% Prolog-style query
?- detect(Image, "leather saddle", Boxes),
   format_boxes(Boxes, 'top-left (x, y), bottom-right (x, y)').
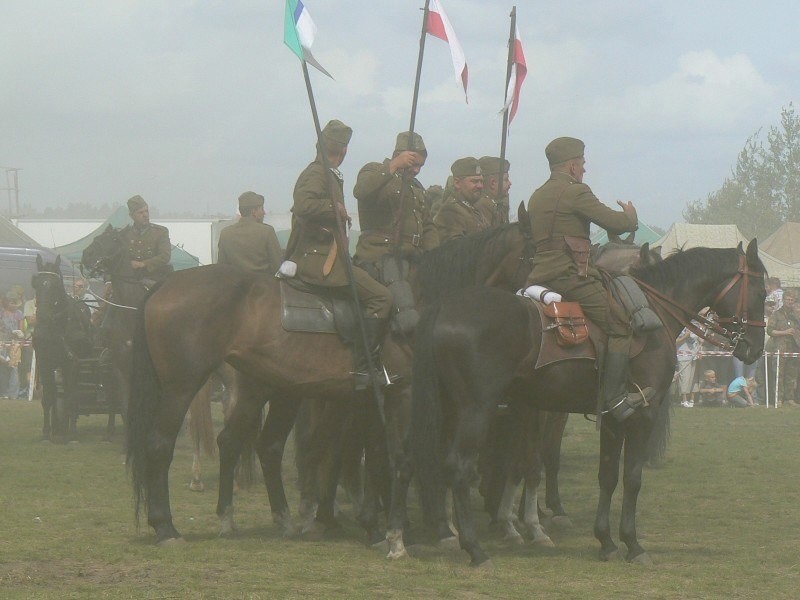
top-left (529, 300), bottom-right (646, 370)
top-left (280, 279), bottom-right (359, 344)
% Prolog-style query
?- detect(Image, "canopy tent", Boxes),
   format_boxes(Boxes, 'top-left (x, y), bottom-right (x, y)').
top-left (52, 206), bottom-right (200, 271)
top-left (591, 220), bottom-right (663, 247)
top-left (760, 222), bottom-right (800, 266)
top-left (655, 222), bottom-right (800, 287)
top-left (0, 215), bottom-right (43, 248)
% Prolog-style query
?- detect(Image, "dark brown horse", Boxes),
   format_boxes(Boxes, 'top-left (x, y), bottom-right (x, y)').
top-left (398, 241), bottom-right (766, 566)
top-left (126, 207), bottom-right (534, 544)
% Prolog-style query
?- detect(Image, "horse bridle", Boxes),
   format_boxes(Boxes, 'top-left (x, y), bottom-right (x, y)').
top-left (634, 253), bottom-right (766, 351)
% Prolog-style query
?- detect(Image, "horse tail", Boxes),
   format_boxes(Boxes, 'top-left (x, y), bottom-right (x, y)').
top-left (647, 380), bottom-right (674, 468)
top-left (127, 294), bottom-right (161, 529)
top-left (411, 303), bottom-right (446, 531)
top-left (189, 382), bottom-right (215, 458)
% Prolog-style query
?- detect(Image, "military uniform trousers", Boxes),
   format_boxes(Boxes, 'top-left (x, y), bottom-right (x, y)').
top-left (349, 265), bottom-right (393, 320)
top-left (541, 272), bottom-right (631, 354)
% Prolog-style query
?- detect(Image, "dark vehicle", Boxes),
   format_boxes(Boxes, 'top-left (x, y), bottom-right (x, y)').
top-left (0, 245), bottom-right (79, 298)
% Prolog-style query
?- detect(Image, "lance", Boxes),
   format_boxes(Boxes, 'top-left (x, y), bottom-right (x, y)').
top-left (299, 60), bottom-right (387, 423)
top-left (497, 6), bottom-right (517, 218)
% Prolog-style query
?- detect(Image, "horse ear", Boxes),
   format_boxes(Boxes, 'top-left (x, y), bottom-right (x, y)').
top-left (746, 238), bottom-right (759, 265)
top-left (55, 255), bottom-right (61, 270)
top-left (517, 202), bottom-right (527, 224)
top-left (36, 254), bottom-right (43, 270)
top-left (105, 224), bottom-right (113, 233)
top-left (736, 241), bottom-right (744, 254)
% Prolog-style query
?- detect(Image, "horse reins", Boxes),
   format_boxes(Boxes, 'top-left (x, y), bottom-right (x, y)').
top-left (633, 254), bottom-right (766, 351)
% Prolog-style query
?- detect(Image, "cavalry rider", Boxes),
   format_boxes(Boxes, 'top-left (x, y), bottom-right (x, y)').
top-left (217, 191), bottom-right (283, 276)
top-left (525, 137), bottom-right (654, 422)
top-left (120, 195), bottom-right (172, 283)
top-left (285, 119), bottom-right (393, 391)
top-left (476, 155), bottom-right (512, 227)
top-left (434, 157), bottom-right (491, 244)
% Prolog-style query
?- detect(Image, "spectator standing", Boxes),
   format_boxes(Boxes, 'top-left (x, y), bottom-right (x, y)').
top-left (766, 288), bottom-right (800, 406)
top-left (1, 291), bottom-right (24, 399)
top-left (676, 327), bottom-right (700, 407)
top-left (73, 279), bottom-right (99, 316)
top-left (766, 277), bottom-right (783, 311)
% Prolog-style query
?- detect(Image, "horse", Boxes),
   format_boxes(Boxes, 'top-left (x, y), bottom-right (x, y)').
top-left (31, 255), bottom-right (94, 442)
top-left (399, 240), bottom-right (765, 566)
top-left (478, 241), bottom-right (666, 546)
top-left (126, 205), bottom-right (536, 545)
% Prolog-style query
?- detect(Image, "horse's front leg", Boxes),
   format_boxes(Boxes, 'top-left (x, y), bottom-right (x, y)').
top-left (619, 417), bottom-right (654, 564)
top-left (594, 418), bottom-right (624, 561)
top-left (543, 412), bottom-right (571, 527)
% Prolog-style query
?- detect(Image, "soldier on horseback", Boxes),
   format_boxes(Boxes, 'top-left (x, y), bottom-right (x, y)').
top-left (525, 137), bottom-right (654, 422)
top-left (120, 195), bottom-right (172, 283)
top-left (285, 119), bottom-right (393, 391)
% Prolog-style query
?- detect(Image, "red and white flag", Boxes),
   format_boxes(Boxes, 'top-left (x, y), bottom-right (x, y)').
top-left (426, 0), bottom-right (468, 101)
top-left (502, 24), bottom-right (527, 123)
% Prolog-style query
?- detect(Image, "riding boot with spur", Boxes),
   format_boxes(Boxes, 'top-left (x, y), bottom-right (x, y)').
top-left (354, 316), bottom-right (394, 392)
top-left (602, 351), bottom-right (655, 422)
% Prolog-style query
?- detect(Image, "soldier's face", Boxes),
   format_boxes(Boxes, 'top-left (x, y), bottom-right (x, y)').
top-left (131, 206), bottom-right (150, 226)
top-left (455, 175), bottom-right (483, 203)
top-left (330, 145), bottom-right (347, 168)
top-left (408, 152), bottom-right (426, 177)
top-left (488, 174), bottom-right (511, 195)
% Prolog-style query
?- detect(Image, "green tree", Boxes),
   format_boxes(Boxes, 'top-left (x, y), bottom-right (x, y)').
top-left (683, 103), bottom-right (800, 239)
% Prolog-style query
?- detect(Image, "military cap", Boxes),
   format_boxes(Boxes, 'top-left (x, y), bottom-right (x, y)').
top-left (451, 157), bottom-right (481, 178)
top-left (478, 156), bottom-right (510, 175)
top-left (127, 195), bottom-right (148, 214)
top-left (321, 119), bottom-right (353, 145)
top-left (545, 137), bottom-right (585, 167)
top-left (238, 191), bottom-right (264, 212)
top-left (394, 131), bottom-right (427, 156)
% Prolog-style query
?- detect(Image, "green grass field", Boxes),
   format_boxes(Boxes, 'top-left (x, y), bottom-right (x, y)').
top-left (1, 398), bottom-right (798, 599)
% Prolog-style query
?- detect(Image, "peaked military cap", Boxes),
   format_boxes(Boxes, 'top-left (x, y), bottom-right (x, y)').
top-left (545, 137), bottom-right (585, 167)
top-left (321, 119), bottom-right (353, 145)
top-left (238, 191), bottom-right (264, 212)
top-left (126, 195), bottom-right (148, 214)
top-left (451, 157), bottom-right (481, 178)
top-left (394, 131), bottom-right (427, 156)
top-left (478, 156), bottom-right (510, 175)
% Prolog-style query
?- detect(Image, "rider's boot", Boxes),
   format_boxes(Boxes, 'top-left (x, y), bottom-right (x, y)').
top-left (354, 317), bottom-right (394, 391)
top-left (602, 351), bottom-right (655, 422)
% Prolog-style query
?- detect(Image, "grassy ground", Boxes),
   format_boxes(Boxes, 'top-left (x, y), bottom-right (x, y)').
top-left (0, 398), bottom-right (798, 599)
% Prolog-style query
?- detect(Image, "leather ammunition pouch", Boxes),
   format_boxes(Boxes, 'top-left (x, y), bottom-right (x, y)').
top-left (564, 236), bottom-right (590, 278)
top-left (543, 301), bottom-right (589, 347)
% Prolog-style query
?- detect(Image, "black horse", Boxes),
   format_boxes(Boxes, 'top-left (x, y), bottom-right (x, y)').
top-left (32, 255), bottom-right (94, 442)
top-left (394, 241), bottom-right (766, 566)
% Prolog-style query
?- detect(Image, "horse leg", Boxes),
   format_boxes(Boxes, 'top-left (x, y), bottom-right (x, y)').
top-left (619, 419), bottom-right (654, 564)
top-left (594, 418), bottom-right (625, 561)
top-left (40, 367), bottom-right (55, 441)
top-left (216, 377), bottom-right (271, 537)
top-left (542, 412), bottom-right (571, 527)
top-left (496, 478), bottom-right (524, 544)
top-left (358, 392), bottom-right (393, 547)
top-left (309, 400), bottom-right (352, 536)
top-left (188, 381), bottom-right (214, 492)
top-left (254, 395), bottom-right (300, 537)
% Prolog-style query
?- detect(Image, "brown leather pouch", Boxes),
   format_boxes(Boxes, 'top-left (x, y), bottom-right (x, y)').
top-left (564, 235), bottom-right (590, 277)
top-left (543, 301), bottom-right (589, 346)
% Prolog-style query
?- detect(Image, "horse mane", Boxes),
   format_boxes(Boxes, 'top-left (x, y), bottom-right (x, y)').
top-left (416, 223), bottom-right (520, 303)
top-left (630, 246), bottom-right (764, 289)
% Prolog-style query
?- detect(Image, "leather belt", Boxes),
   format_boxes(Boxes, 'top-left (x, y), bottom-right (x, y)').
top-left (361, 230), bottom-right (421, 247)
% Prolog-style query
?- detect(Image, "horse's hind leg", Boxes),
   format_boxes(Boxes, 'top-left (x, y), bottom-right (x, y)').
top-left (619, 420), bottom-right (653, 564)
top-left (594, 418), bottom-right (625, 561)
top-left (542, 412), bottom-right (571, 527)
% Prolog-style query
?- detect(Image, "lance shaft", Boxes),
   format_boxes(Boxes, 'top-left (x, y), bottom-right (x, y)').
top-left (498, 6), bottom-right (516, 206)
top-left (301, 61), bottom-right (386, 422)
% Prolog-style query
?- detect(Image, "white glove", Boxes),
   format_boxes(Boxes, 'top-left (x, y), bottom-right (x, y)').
top-left (276, 260), bottom-right (297, 278)
top-left (522, 285), bottom-right (562, 305)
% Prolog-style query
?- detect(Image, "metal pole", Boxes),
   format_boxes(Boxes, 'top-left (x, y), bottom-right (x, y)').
top-left (300, 61), bottom-right (386, 422)
top-left (408, 0), bottom-right (432, 136)
top-left (498, 6), bottom-right (516, 209)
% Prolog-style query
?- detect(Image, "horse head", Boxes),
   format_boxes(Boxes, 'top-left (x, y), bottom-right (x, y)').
top-left (32, 254), bottom-right (67, 313)
top-left (82, 224), bottom-right (125, 278)
top-left (708, 239), bottom-right (766, 365)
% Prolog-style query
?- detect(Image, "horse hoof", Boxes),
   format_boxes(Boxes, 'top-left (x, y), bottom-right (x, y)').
top-left (599, 548), bottom-right (623, 562)
top-left (503, 532), bottom-right (525, 546)
top-left (471, 558), bottom-right (494, 570)
top-left (629, 552), bottom-right (654, 567)
top-left (189, 479), bottom-right (205, 493)
top-left (531, 536), bottom-right (555, 548)
top-left (157, 537), bottom-right (186, 547)
top-left (386, 547), bottom-right (408, 560)
top-left (549, 515), bottom-right (573, 529)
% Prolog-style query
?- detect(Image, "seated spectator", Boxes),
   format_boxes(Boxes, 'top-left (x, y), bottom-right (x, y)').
top-left (696, 369), bottom-right (726, 407)
top-left (727, 376), bottom-right (758, 408)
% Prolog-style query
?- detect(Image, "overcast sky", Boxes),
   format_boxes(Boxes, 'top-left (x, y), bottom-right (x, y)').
top-left (2, 1), bottom-right (800, 229)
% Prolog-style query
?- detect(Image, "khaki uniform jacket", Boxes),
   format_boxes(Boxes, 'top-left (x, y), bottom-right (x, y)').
top-left (285, 160), bottom-right (349, 287)
top-left (218, 217), bottom-right (282, 275)
top-left (119, 223), bottom-right (171, 280)
top-left (527, 172), bottom-right (637, 283)
top-left (766, 306), bottom-right (800, 352)
top-left (476, 193), bottom-right (509, 228)
top-left (353, 159), bottom-right (439, 264)
top-left (434, 194), bottom-right (491, 244)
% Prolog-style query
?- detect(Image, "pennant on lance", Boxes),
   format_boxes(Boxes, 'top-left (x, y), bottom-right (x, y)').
top-left (283, 0), bottom-right (333, 78)
top-left (426, 0), bottom-right (469, 101)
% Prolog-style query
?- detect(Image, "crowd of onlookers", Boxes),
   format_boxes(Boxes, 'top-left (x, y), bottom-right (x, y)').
top-left (675, 277), bottom-right (800, 408)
